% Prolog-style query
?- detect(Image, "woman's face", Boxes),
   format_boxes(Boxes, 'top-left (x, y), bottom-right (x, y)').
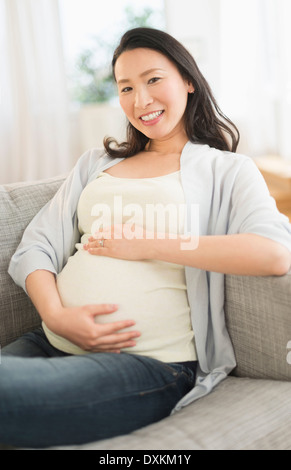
top-left (114, 48), bottom-right (194, 143)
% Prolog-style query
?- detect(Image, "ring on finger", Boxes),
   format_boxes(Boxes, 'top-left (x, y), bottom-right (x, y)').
top-left (98, 239), bottom-right (105, 248)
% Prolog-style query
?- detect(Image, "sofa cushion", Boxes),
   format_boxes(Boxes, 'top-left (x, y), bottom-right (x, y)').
top-left (0, 176), bottom-right (65, 348)
top-left (225, 273), bottom-right (291, 381)
top-left (55, 376), bottom-right (291, 450)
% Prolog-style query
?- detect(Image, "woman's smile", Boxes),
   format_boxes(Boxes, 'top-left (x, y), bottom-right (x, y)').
top-left (139, 110), bottom-right (165, 125)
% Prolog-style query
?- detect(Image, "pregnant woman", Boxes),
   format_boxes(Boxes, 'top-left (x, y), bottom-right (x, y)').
top-left (1, 28), bottom-right (291, 448)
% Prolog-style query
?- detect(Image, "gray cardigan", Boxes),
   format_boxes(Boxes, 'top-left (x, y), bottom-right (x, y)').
top-left (9, 142), bottom-right (291, 411)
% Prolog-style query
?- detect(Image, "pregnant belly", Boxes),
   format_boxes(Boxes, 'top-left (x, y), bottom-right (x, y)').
top-left (52, 248), bottom-right (195, 360)
top-left (58, 248), bottom-right (187, 316)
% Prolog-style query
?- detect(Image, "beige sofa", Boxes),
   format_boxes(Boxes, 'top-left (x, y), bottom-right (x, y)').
top-left (0, 176), bottom-right (291, 450)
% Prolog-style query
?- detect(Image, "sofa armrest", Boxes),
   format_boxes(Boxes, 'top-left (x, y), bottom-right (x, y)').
top-left (225, 271), bottom-right (291, 381)
top-left (0, 176), bottom-right (65, 348)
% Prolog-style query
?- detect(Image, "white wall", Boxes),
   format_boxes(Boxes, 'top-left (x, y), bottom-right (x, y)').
top-left (165, 0), bottom-right (222, 98)
top-left (78, 103), bottom-right (126, 153)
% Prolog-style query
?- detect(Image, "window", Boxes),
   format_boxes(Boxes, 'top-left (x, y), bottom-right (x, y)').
top-left (219, 0), bottom-right (291, 158)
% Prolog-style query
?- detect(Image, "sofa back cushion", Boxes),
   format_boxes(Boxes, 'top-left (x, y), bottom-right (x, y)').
top-left (225, 272), bottom-right (291, 381)
top-left (0, 177), bottom-right (65, 348)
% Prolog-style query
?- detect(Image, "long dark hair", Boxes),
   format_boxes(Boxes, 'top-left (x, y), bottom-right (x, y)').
top-left (104, 27), bottom-right (240, 157)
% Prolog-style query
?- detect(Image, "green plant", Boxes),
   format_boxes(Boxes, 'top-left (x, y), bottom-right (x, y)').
top-left (72, 6), bottom-right (159, 104)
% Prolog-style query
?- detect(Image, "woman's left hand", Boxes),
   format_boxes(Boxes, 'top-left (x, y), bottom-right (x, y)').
top-left (83, 224), bottom-right (153, 261)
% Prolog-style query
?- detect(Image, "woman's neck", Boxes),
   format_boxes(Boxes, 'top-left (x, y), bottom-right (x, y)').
top-left (146, 131), bottom-right (188, 157)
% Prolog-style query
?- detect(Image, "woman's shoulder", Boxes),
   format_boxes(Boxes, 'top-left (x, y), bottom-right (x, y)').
top-left (74, 147), bottom-right (118, 179)
top-left (76, 147), bottom-right (108, 168)
top-left (184, 142), bottom-right (252, 172)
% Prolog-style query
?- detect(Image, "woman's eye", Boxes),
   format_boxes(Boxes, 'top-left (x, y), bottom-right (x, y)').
top-left (148, 77), bottom-right (161, 85)
top-left (121, 87), bottom-right (132, 93)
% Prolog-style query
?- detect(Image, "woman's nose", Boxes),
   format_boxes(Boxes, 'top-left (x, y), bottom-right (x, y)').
top-left (134, 87), bottom-right (153, 109)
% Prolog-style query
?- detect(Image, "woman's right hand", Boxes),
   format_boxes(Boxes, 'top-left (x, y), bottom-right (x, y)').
top-left (49, 304), bottom-right (141, 353)
top-left (26, 271), bottom-right (140, 353)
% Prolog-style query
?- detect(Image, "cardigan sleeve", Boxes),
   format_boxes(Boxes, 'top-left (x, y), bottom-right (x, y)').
top-left (8, 149), bottom-right (100, 293)
top-left (227, 156), bottom-right (291, 251)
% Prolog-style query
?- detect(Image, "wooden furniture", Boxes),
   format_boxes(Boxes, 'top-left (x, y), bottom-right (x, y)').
top-left (255, 156), bottom-right (291, 222)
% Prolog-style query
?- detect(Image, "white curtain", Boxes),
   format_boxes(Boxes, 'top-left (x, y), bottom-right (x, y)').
top-left (220, 0), bottom-right (291, 160)
top-left (0, 0), bottom-right (71, 184)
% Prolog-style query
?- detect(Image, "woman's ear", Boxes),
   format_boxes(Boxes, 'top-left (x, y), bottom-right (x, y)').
top-left (187, 82), bottom-right (195, 94)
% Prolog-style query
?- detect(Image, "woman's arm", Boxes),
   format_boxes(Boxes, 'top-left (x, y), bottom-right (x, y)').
top-left (85, 229), bottom-right (291, 277)
top-left (148, 233), bottom-right (291, 276)
top-left (8, 149), bottom-right (106, 294)
top-left (26, 270), bottom-right (140, 353)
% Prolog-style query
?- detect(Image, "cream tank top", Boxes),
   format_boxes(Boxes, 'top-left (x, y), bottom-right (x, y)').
top-left (43, 170), bottom-right (197, 363)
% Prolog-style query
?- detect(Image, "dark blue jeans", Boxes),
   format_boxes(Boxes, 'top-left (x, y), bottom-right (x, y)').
top-left (0, 328), bottom-right (197, 448)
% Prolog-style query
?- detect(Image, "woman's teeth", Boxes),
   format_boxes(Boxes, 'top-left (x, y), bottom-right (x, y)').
top-left (140, 110), bottom-right (163, 122)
